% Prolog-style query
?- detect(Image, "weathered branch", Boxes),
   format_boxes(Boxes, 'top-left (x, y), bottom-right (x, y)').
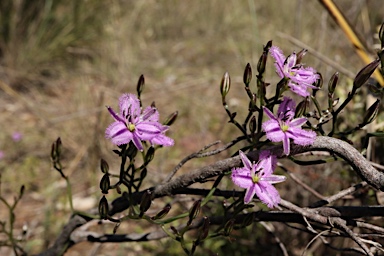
top-left (37, 136), bottom-right (384, 255)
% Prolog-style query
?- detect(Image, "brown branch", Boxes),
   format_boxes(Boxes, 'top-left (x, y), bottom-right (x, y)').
top-left (37, 136), bottom-right (384, 255)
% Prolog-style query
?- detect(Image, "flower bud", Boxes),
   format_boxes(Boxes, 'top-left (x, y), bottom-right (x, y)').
top-left (249, 116), bottom-right (256, 135)
top-left (55, 137), bottom-right (62, 158)
top-left (164, 111), bottom-right (178, 126)
top-left (196, 217), bottom-right (210, 243)
top-left (296, 49), bottom-right (307, 64)
top-left (328, 72), bottom-right (339, 95)
top-left (136, 74), bottom-right (145, 97)
top-left (151, 204), bottom-right (171, 220)
top-left (100, 159), bottom-right (109, 174)
top-left (243, 63), bottom-right (252, 86)
top-left (362, 99), bottom-right (380, 126)
top-left (145, 147), bottom-right (155, 164)
top-left (223, 218), bottom-right (235, 236)
top-left (99, 196), bottom-right (109, 220)
top-left (19, 185), bottom-right (25, 199)
top-left (187, 199), bottom-right (201, 226)
top-left (353, 59), bottom-right (380, 91)
top-left (126, 142), bottom-right (138, 159)
top-left (379, 22), bottom-right (384, 49)
top-left (257, 52), bottom-right (267, 75)
top-left (99, 173), bottom-right (110, 194)
top-left (242, 212), bottom-right (254, 227)
top-left (140, 168), bottom-right (148, 180)
top-left (139, 190), bottom-right (153, 217)
top-left (295, 98), bottom-right (308, 118)
top-left (220, 72), bottom-right (231, 99)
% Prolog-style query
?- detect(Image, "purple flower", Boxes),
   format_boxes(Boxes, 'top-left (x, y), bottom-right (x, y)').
top-left (105, 94), bottom-right (174, 151)
top-left (231, 150), bottom-right (286, 208)
top-left (270, 46), bottom-right (319, 97)
top-left (262, 97), bottom-right (316, 155)
top-left (12, 132), bottom-right (22, 142)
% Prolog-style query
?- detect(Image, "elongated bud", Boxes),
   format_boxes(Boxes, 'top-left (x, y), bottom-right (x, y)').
top-left (220, 72), bottom-right (231, 99)
top-left (100, 159), bottom-right (109, 174)
top-left (164, 111), bottom-right (178, 126)
top-left (242, 212), bottom-right (254, 227)
top-left (139, 190), bottom-right (153, 217)
top-left (257, 51), bottom-right (267, 74)
top-left (19, 185), bottom-right (25, 199)
top-left (126, 142), bottom-right (138, 159)
top-left (328, 72), bottom-right (339, 95)
top-left (151, 204), bottom-right (171, 220)
top-left (188, 199), bottom-right (201, 226)
top-left (100, 174), bottom-right (110, 194)
top-left (196, 217), bottom-right (210, 243)
top-left (314, 72), bottom-right (323, 90)
top-left (223, 218), bottom-right (235, 236)
top-left (243, 63), bottom-right (252, 86)
top-left (55, 137), bottom-right (62, 158)
top-left (99, 196), bottom-right (109, 220)
top-left (379, 22), bottom-right (384, 49)
top-left (296, 49), bottom-right (307, 64)
top-left (140, 168), bottom-right (147, 180)
top-left (249, 116), bottom-right (256, 134)
top-left (295, 98), bottom-right (308, 118)
top-left (145, 147), bottom-right (155, 164)
top-left (137, 74), bottom-right (145, 97)
top-left (353, 59), bottom-right (380, 91)
top-left (362, 99), bottom-right (381, 126)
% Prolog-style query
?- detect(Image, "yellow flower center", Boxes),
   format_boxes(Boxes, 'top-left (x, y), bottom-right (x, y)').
top-left (281, 123), bottom-right (289, 132)
top-left (128, 123), bottom-right (136, 132)
top-left (252, 175), bottom-right (260, 183)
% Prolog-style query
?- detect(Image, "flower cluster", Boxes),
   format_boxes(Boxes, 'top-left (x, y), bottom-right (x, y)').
top-left (231, 45), bottom-right (319, 208)
top-left (105, 94), bottom-right (174, 151)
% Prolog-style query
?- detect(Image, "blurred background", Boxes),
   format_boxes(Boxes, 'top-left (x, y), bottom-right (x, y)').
top-left (0, 0), bottom-right (383, 255)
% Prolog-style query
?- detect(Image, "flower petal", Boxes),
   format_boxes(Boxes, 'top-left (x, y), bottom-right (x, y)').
top-left (255, 182), bottom-right (281, 208)
top-left (105, 122), bottom-right (133, 145)
top-left (239, 150), bottom-right (252, 170)
top-left (244, 184), bottom-right (257, 204)
top-left (231, 167), bottom-right (253, 189)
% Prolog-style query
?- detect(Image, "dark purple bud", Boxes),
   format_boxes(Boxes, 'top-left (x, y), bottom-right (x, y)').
top-left (151, 204), bottom-right (171, 220)
top-left (145, 147), bottom-right (155, 164)
top-left (379, 22), bottom-right (384, 49)
top-left (223, 218), bottom-right (235, 236)
top-left (151, 101), bottom-right (156, 108)
top-left (100, 159), bottom-right (109, 174)
top-left (243, 63), bottom-right (252, 86)
top-left (139, 190), bottom-right (153, 217)
top-left (362, 99), bottom-right (380, 126)
top-left (220, 72), bottom-right (231, 98)
top-left (115, 184), bottom-right (121, 194)
top-left (314, 72), bottom-right (323, 90)
top-left (99, 174), bottom-right (110, 194)
top-left (19, 185), bottom-right (25, 199)
top-left (257, 52), bottom-right (267, 74)
top-left (126, 142), bottom-right (138, 159)
top-left (328, 72), bottom-right (339, 95)
top-left (296, 49), bottom-right (307, 64)
top-left (136, 74), bottom-right (145, 97)
top-left (295, 98), bottom-right (309, 118)
top-left (249, 116), bottom-right (256, 134)
top-left (196, 217), bottom-right (210, 242)
top-left (140, 168), bottom-right (148, 180)
top-left (55, 137), bottom-right (62, 157)
top-left (188, 199), bottom-right (201, 226)
top-left (170, 226), bottom-right (179, 236)
top-left (99, 196), bottom-right (109, 220)
top-left (164, 111), bottom-right (178, 126)
top-left (353, 59), bottom-right (380, 91)
top-left (242, 212), bottom-right (254, 227)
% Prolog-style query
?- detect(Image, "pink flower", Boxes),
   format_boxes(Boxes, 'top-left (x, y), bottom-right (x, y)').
top-left (105, 94), bottom-right (174, 151)
top-left (270, 46), bottom-right (319, 97)
top-left (262, 97), bottom-right (316, 155)
top-left (231, 150), bottom-right (286, 208)
top-left (12, 132), bottom-right (22, 142)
